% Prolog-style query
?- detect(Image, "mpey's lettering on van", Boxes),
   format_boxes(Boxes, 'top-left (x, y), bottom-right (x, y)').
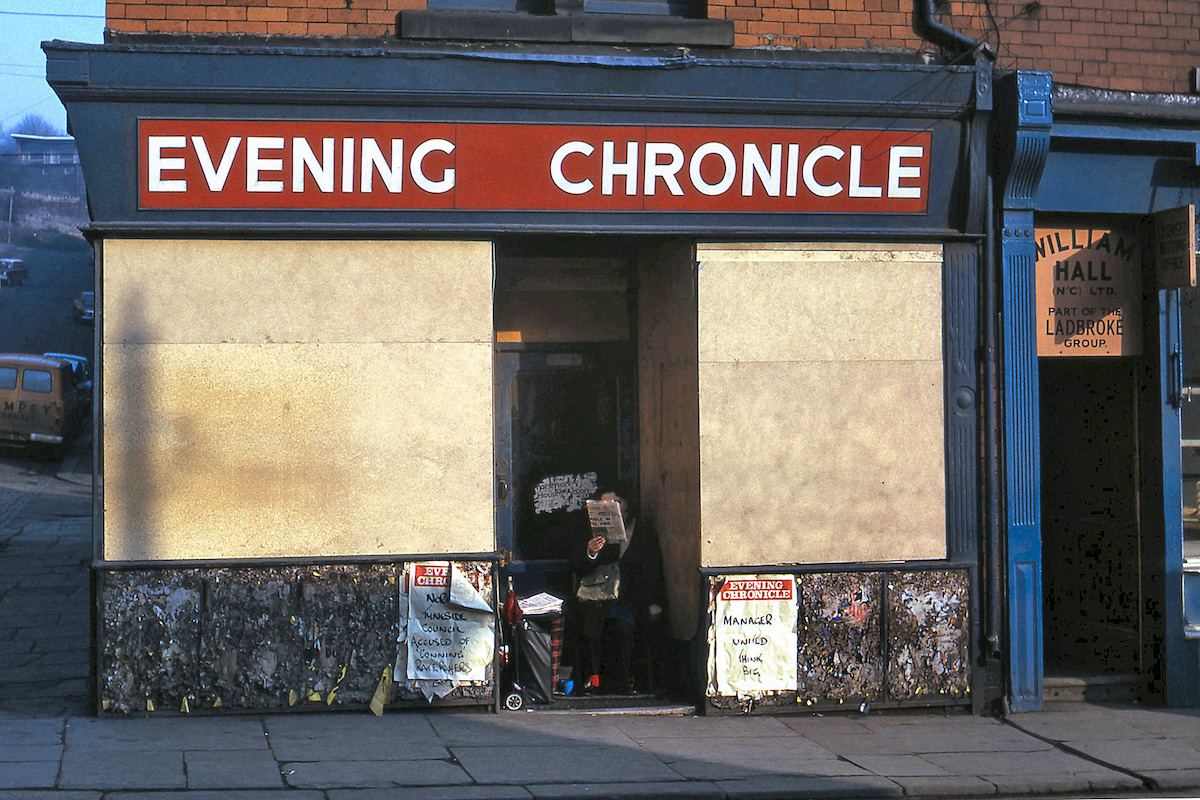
top-left (139, 120), bottom-right (931, 213)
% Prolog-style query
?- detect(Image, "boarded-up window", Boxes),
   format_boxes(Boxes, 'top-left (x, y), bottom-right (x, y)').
top-left (101, 239), bottom-right (494, 561)
top-left (697, 243), bottom-right (946, 566)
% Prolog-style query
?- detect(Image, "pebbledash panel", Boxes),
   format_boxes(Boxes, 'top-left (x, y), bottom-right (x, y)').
top-left (48, 40), bottom-right (992, 714)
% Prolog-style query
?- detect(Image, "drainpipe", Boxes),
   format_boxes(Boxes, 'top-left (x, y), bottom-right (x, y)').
top-left (913, 0), bottom-right (990, 57)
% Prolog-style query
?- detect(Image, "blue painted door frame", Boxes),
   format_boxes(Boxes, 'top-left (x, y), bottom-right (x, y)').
top-left (999, 71), bottom-right (1200, 710)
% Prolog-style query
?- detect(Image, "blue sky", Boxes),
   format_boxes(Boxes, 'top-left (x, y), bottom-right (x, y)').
top-left (0, 1), bottom-right (105, 134)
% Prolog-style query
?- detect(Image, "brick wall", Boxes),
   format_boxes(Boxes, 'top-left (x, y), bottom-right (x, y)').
top-left (105, 0), bottom-right (413, 37)
top-left (107, 0), bottom-right (1200, 93)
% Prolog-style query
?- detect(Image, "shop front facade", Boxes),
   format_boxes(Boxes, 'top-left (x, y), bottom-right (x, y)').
top-left (49, 39), bottom-right (994, 714)
top-left (997, 71), bottom-right (1200, 712)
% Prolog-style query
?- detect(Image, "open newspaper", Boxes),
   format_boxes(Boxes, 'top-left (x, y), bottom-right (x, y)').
top-left (585, 499), bottom-right (627, 545)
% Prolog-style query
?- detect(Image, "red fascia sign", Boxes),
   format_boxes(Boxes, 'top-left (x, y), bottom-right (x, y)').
top-left (138, 119), bottom-right (931, 214)
top-left (718, 578), bottom-right (795, 601)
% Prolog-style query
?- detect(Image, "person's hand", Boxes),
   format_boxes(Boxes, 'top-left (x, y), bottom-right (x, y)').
top-left (587, 535), bottom-right (605, 558)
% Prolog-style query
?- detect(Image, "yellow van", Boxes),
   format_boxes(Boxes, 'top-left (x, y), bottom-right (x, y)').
top-left (0, 354), bottom-right (83, 455)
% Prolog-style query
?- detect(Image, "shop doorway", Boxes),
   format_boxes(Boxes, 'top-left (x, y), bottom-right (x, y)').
top-left (492, 241), bottom-right (655, 703)
top-left (1039, 358), bottom-right (1145, 682)
top-left (495, 346), bottom-right (635, 586)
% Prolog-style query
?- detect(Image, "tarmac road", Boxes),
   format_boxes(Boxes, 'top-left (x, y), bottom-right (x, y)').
top-left (0, 241), bottom-right (94, 359)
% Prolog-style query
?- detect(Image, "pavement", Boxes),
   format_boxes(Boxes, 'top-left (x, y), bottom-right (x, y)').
top-left (2, 441), bottom-right (1200, 799)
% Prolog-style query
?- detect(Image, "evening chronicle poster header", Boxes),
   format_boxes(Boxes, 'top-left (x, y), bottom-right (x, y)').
top-left (138, 120), bottom-right (932, 214)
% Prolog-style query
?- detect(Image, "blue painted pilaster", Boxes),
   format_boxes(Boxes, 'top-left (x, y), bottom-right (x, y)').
top-left (996, 71), bottom-right (1052, 713)
top-left (1160, 290), bottom-right (1198, 706)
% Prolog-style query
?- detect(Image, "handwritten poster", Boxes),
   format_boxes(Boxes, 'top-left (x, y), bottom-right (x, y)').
top-left (710, 575), bottom-right (798, 697)
top-left (399, 562), bottom-right (495, 700)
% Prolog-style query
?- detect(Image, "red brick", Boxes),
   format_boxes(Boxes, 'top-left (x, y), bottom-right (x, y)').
top-left (206, 6), bottom-right (247, 19)
top-left (305, 21), bottom-right (349, 33)
top-left (1107, 76), bottom-right (1144, 90)
top-left (289, 7), bottom-right (328, 20)
top-left (187, 18), bottom-right (229, 31)
top-left (328, 9), bottom-right (369, 22)
top-left (247, 6), bottom-right (288, 20)
top-left (762, 7), bottom-right (799, 21)
top-left (347, 21), bottom-right (391, 34)
top-left (106, 17), bottom-right (148, 30)
top-left (818, 22), bottom-right (854, 35)
top-left (264, 20), bottom-right (309, 33)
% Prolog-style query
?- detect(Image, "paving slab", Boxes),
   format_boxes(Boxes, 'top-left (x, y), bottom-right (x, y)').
top-left (663, 756), bottom-right (873, 781)
top-left (185, 749), bottom-right (285, 789)
top-left (921, 747), bottom-right (1098, 776)
top-left (0, 762), bottom-right (59, 790)
top-left (1064, 737), bottom-right (1200, 771)
top-left (1142, 768), bottom-right (1200, 789)
top-left (108, 792), bottom-right (323, 800)
top-left (0, 745), bottom-right (61, 763)
top-left (0, 718), bottom-right (63, 746)
top-left (528, 781), bottom-right (721, 799)
top-left (982, 771), bottom-right (1095, 794)
top-left (451, 744), bottom-right (682, 785)
top-left (427, 712), bottom-right (636, 747)
top-left (1008, 710), bottom-right (1156, 742)
top-left (1079, 769), bottom-right (1149, 792)
top-left (843, 754), bottom-right (952, 777)
top-left (0, 792), bottom-right (99, 800)
top-left (638, 734), bottom-right (837, 764)
top-left (889, 775), bottom-right (996, 796)
top-left (265, 712), bottom-right (437, 740)
top-left (58, 749), bottom-right (186, 790)
top-left (66, 717), bottom-right (268, 751)
top-left (1110, 707), bottom-right (1200, 738)
top-left (778, 716), bottom-right (873, 736)
top-left (282, 758), bottom-right (473, 789)
top-left (611, 714), bottom-right (796, 740)
top-left (331, 788), bottom-right (533, 800)
top-left (792, 732), bottom-right (921, 756)
top-left (268, 734), bottom-right (450, 762)
top-left (715, 774), bottom-right (903, 799)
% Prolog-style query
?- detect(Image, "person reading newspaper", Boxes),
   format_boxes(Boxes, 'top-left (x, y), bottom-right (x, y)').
top-left (571, 488), bottom-right (668, 694)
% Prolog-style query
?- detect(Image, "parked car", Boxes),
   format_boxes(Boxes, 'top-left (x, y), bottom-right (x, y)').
top-left (0, 258), bottom-right (28, 287)
top-left (0, 354), bottom-right (84, 457)
top-left (42, 353), bottom-right (92, 416)
top-left (73, 291), bottom-right (94, 323)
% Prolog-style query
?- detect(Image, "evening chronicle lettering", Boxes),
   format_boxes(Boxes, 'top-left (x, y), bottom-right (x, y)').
top-left (139, 120), bottom-right (931, 214)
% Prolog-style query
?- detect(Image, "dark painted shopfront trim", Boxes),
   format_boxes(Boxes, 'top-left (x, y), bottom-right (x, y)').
top-left (46, 40), bottom-right (990, 239)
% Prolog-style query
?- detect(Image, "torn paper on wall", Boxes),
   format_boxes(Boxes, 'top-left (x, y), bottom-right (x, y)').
top-left (709, 575), bottom-right (798, 698)
top-left (399, 561), bottom-right (496, 701)
top-left (532, 471), bottom-right (598, 514)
